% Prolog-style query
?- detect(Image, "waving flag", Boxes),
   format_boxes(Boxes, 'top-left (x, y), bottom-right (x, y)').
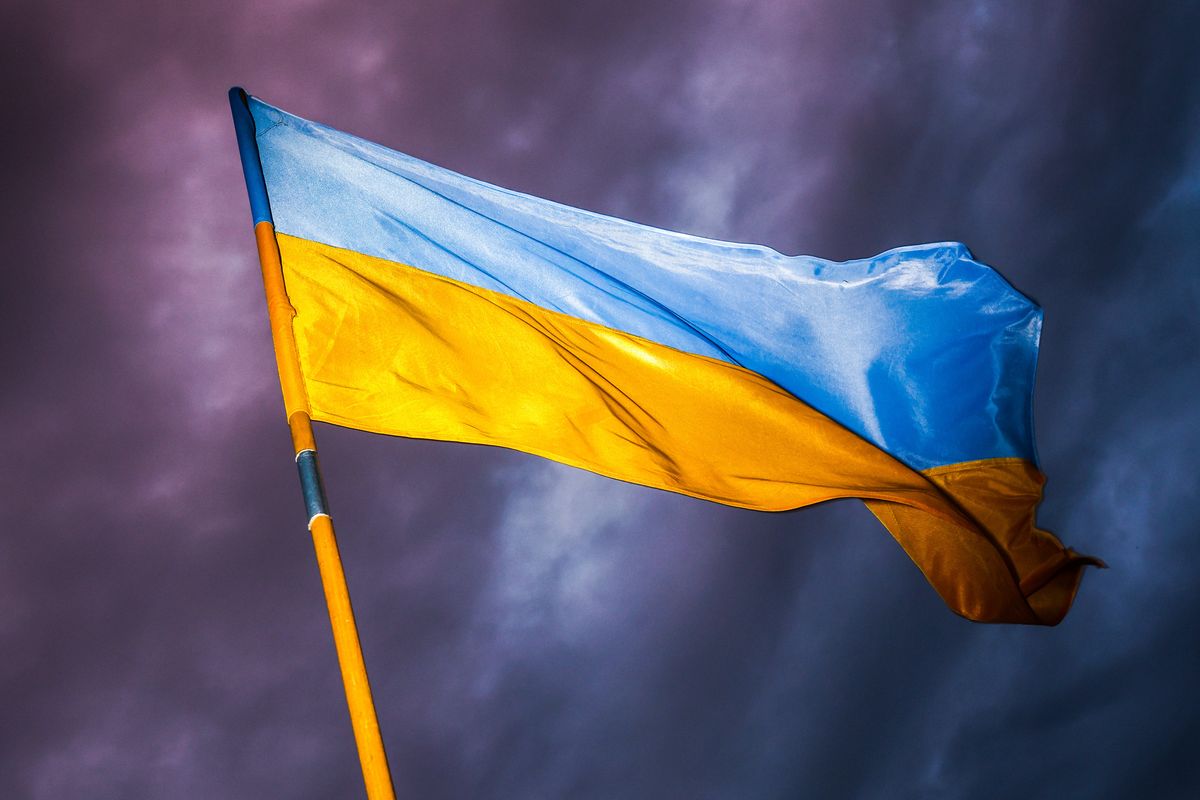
top-left (236, 91), bottom-right (1099, 625)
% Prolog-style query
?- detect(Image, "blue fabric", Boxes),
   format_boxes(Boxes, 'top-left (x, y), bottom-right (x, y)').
top-left (249, 96), bottom-right (1041, 471)
top-left (228, 89), bottom-right (273, 225)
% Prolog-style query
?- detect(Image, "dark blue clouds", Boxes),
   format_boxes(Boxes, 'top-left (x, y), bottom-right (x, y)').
top-left (0, 1), bottom-right (1197, 797)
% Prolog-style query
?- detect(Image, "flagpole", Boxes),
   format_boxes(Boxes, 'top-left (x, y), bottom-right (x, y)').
top-left (228, 87), bottom-right (397, 800)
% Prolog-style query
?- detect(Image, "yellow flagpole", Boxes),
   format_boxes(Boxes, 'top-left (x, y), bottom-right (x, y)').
top-left (231, 88), bottom-right (397, 800)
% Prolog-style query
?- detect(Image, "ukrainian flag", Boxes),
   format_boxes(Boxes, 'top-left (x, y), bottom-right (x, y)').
top-left (232, 90), bottom-right (1099, 625)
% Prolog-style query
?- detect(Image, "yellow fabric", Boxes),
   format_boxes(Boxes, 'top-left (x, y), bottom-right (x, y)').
top-left (867, 459), bottom-right (1097, 624)
top-left (276, 232), bottom-right (1095, 624)
top-left (255, 222), bottom-right (310, 422)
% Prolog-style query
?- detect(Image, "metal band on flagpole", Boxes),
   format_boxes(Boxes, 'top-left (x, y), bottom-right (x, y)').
top-left (228, 87), bottom-right (397, 800)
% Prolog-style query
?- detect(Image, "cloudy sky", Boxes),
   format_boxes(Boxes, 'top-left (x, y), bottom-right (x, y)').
top-left (2, 1), bottom-right (1198, 797)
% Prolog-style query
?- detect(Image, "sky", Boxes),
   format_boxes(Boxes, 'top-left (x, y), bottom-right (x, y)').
top-left (2, 1), bottom-right (1198, 797)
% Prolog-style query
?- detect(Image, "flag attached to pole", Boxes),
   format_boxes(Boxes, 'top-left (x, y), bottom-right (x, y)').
top-left (242, 93), bottom-right (1100, 625)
